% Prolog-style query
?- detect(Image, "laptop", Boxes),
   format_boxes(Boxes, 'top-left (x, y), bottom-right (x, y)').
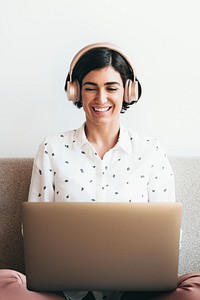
top-left (22, 202), bottom-right (182, 292)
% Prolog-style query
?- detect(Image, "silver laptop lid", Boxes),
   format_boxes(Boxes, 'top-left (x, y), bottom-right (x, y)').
top-left (22, 202), bottom-right (182, 292)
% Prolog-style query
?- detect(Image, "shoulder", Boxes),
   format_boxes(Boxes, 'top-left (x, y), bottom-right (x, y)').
top-left (125, 127), bottom-right (168, 162)
top-left (45, 130), bottom-right (74, 145)
top-left (41, 127), bottom-right (80, 148)
top-left (127, 128), bottom-right (162, 150)
top-left (35, 128), bottom-right (81, 159)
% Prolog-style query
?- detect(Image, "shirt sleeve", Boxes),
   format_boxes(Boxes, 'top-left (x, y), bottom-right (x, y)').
top-left (28, 139), bottom-right (55, 202)
top-left (147, 141), bottom-right (175, 203)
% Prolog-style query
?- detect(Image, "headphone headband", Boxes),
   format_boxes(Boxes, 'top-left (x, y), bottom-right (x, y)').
top-left (68, 42), bottom-right (135, 81)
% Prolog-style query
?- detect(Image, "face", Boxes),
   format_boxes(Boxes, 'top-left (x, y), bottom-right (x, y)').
top-left (81, 66), bottom-right (124, 129)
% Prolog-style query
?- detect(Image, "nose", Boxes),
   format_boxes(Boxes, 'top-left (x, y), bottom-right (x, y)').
top-left (95, 89), bottom-right (107, 104)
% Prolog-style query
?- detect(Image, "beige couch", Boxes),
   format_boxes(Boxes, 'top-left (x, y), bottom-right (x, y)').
top-left (0, 158), bottom-right (200, 276)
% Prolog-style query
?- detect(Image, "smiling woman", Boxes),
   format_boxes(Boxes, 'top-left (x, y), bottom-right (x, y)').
top-left (2, 42), bottom-right (200, 300)
top-left (64, 43), bottom-right (142, 159)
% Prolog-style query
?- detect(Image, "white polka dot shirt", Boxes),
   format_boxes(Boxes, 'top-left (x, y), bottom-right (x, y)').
top-left (28, 123), bottom-right (175, 204)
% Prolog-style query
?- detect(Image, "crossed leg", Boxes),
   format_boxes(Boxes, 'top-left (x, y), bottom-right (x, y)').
top-left (121, 273), bottom-right (200, 300)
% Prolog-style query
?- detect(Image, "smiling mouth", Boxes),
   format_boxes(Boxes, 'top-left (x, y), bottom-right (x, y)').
top-left (92, 107), bottom-right (111, 112)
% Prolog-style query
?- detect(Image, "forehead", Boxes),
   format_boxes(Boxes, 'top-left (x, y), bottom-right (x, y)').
top-left (82, 66), bottom-right (123, 84)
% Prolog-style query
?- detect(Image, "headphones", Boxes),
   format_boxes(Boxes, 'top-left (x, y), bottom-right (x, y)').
top-left (65, 42), bottom-right (140, 104)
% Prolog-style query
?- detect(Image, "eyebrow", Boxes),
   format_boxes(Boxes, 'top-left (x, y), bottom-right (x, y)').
top-left (82, 81), bottom-right (121, 86)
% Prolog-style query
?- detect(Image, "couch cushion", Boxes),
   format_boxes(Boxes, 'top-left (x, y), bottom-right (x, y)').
top-left (0, 158), bottom-right (33, 273)
top-left (170, 158), bottom-right (200, 275)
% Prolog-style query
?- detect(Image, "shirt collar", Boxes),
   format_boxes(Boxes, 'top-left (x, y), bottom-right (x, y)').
top-left (73, 123), bottom-right (88, 149)
top-left (116, 125), bottom-right (132, 154)
top-left (73, 123), bottom-right (132, 154)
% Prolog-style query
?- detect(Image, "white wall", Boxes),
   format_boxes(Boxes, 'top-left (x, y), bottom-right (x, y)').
top-left (0, 0), bottom-right (200, 157)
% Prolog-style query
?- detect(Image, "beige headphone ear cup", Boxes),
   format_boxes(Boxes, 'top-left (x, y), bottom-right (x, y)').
top-left (67, 80), bottom-right (80, 102)
top-left (124, 79), bottom-right (139, 103)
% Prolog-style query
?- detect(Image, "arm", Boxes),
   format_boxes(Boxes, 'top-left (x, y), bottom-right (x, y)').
top-left (28, 139), bottom-right (55, 202)
top-left (147, 141), bottom-right (175, 203)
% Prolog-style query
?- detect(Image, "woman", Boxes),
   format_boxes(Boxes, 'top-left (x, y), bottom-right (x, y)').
top-left (1, 42), bottom-right (200, 299)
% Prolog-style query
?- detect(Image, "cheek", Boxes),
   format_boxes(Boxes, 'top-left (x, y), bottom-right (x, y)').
top-left (81, 97), bottom-right (92, 115)
top-left (81, 90), bottom-right (94, 102)
top-left (114, 90), bottom-right (124, 105)
top-left (81, 92), bottom-right (90, 106)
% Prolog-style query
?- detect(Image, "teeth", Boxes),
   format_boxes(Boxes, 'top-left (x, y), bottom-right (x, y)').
top-left (93, 107), bottom-right (110, 112)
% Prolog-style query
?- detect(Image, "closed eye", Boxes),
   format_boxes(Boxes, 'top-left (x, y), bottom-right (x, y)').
top-left (82, 82), bottom-right (97, 92)
top-left (106, 87), bottom-right (119, 92)
top-left (105, 82), bottom-right (122, 92)
top-left (84, 87), bottom-right (97, 92)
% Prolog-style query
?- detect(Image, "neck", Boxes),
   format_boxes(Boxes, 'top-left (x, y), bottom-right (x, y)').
top-left (85, 122), bottom-right (120, 159)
